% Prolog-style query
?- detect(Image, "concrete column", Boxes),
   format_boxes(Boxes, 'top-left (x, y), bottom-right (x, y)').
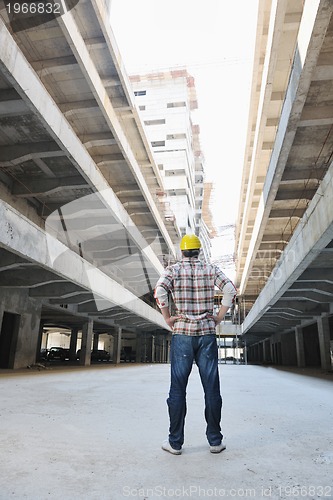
top-left (243, 339), bottom-right (247, 365)
top-left (258, 342), bottom-right (264, 363)
top-left (295, 326), bottom-right (306, 368)
top-left (151, 335), bottom-right (155, 363)
top-left (15, 303), bottom-right (42, 369)
top-left (113, 327), bottom-right (122, 364)
top-left (105, 334), bottom-right (113, 358)
top-left (93, 333), bottom-right (99, 351)
top-left (80, 319), bottom-right (93, 366)
top-left (317, 316), bottom-right (331, 371)
top-left (135, 334), bottom-right (142, 363)
top-left (35, 320), bottom-right (44, 362)
top-left (0, 304), bottom-right (4, 331)
top-left (0, 289), bottom-right (42, 369)
top-left (162, 336), bottom-right (166, 363)
top-left (167, 338), bottom-right (171, 364)
top-left (269, 341), bottom-right (274, 364)
top-left (69, 328), bottom-right (79, 362)
top-left (262, 341), bottom-right (268, 363)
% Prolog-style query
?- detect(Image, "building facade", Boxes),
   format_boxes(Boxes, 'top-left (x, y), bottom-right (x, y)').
top-left (130, 70), bottom-right (211, 260)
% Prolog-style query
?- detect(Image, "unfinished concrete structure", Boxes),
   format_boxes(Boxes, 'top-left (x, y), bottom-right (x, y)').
top-left (235, 0), bottom-right (333, 370)
top-left (0, 0), bottom-right (200, 368)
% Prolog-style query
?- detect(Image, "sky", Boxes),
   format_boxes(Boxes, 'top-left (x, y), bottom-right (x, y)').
top-left (110, 0), bottom-right (259, 263)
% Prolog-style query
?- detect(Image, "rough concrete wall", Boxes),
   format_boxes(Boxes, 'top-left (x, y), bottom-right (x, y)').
top-left (0, 288), bottom-right (42, 368)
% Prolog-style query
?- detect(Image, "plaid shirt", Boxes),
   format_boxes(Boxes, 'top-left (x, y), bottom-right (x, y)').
top-left (154, 257), bottom-right (236, 336)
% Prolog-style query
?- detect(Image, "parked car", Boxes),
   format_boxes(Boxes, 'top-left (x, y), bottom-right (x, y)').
top-left (91, 349), bottom-right (111, 362)
top-left (47, 347), bottom-right (70, 361)
top-left (76, 349), bottom-right (111, 362)
top-left (120, 346), bottom-right (136, 362)
top-left (38, 348), bottom-right (48, 361)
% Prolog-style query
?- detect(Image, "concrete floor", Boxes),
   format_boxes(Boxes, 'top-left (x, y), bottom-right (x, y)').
top-left (0, 364), bottom-right (332, 500)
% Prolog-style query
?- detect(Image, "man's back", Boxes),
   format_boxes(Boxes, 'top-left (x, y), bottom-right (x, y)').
top-left (168, 258), bottom-right (222, 318)
top-left (155, 256), bottom-right (235, 335)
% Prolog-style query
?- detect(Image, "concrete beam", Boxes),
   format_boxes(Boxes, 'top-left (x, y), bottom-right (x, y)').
top-left (29, 282), bottom-right (86, 297)
top-left (270, 300), bottom-right (329, 314)
top-left (33, 158), bottom-right (57, 178)
top-left (297, 268), bottom-right (333, 283)
top-left (0, 250), bottom-right (32, 270)
top-left (0, 142), bottom-right (62, 163)
top-left (282, 167), bottom-right (327, 181)
top-left (12, 176), bottom-right (89, 197)
top-left (0, 199), bottom-right (170, 330)
top-left (49, 294), bottom-right (92, 305)
top-left (269, 208), bottom-right (305, 218)
top-left (82, 136), bottom-right (118, 148)
top-left (84, 36), bottom-right (107, 49)
top-left (0, 269), bottom-right (66, 288)
top-left (93, 154), bottom-right (125, 164)
top-left (37, 198), bottom-right (113, 217)
top-left (282, 292), bottom-right (331, 303)
top-left (31, 55), bottom-right (78, 75)
top-left (299, 105), bottom-right (333, 126)
top-left (275, 188), bottom-right (317, 200)
top-left (0, 88), bottom-right (20, 101)
top-left (289, 282), bottom-right (333, 296)
top-left (58, 99), bottom-right (98, 113)
top-left (0, 99), bottom-right (29, 116)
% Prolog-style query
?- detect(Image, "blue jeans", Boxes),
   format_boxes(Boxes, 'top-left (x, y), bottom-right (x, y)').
top-left (167, 334), bottom-right (222, 450)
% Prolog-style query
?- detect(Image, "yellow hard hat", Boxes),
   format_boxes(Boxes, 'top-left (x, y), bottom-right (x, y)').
top-left (180, 234), bottom-right (201, 250)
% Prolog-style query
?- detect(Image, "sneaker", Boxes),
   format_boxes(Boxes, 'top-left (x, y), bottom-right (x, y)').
top-left (162, 439), bottom-right (182, 455)
top-left (210, 442), bottom-right (226, 454)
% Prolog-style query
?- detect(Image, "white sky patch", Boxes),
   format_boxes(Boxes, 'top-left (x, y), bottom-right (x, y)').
top-left (110, 0), bottom-right (259, 254)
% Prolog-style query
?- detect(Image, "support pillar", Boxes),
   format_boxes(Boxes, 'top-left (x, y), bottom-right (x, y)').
top-left (113, 327), bottom-right (122, 364)
top-left (36, 320), bottom-right (45, 362)
top-left (295, 326), bottom-right (305, 368)
top-left (136, 334), bottom-right (142, 363)
top-left (13, 302), bottom-right (42, 369)
top-left (262, 341), bottom-right (268, 363)
top-left (151, 335), bottom-right (155, 363)
top-left (162, 336), bottom-right (166, 363)
top-left (317, 316), bottom-right (331, 371)
top-left (167, 338), bottom-right (171, 364)
top-left (93, 333), bottom-right (99, 351)
top-left (0, 289), bottom-right (42, 369)
top-left (0, 303), bottom-right (4, 327)
top-left (80, 319), bottom-right (93, 366)
top-left (69, 327), bottom-right (78, 362)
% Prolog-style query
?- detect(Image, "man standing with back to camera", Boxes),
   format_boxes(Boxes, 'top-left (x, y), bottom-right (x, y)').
top-left (154, 234), bottom-right (237, 455)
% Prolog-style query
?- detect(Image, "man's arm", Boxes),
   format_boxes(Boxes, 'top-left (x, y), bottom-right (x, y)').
top-left (154, 281), bottom-right (180, 329)
top-left (212, 276), bottom-right (237, 325)
top-left (159, 306), bottom-right (179, 329)
top-left (212, 304), bottom-right (230, 325)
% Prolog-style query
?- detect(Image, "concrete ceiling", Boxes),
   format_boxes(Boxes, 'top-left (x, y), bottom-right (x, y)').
top-left (235, 0), bottom-right (333, 343)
